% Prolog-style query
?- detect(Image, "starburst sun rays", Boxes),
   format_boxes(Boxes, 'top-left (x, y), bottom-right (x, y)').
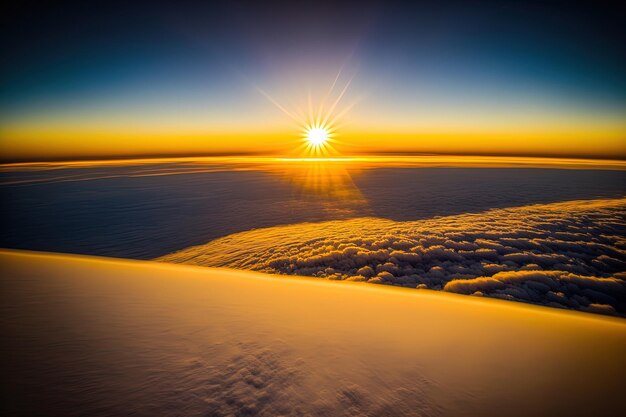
top-left (254, 65), bottom-right (359, 157)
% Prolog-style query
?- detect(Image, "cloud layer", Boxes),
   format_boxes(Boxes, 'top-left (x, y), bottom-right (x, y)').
top-left (159, 198), bottom-right (626, 316)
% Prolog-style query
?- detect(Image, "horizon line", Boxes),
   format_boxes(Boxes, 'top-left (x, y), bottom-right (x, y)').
top-left (2, 150), bottom-right (625, 166)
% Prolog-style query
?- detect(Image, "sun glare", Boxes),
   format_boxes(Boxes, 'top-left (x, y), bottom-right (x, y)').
top-left (253, 64), bottom-right (358, 157)
top-left (307, 127), bottom-right (329, 146)
top-left (302, 123), bottom-right (336, 156)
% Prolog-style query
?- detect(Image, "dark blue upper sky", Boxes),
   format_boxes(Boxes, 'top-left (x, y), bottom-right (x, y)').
top-left (2, 0), bottom-right (624, 105)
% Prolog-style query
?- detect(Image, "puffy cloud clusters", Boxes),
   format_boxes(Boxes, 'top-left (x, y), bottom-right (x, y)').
top-left (159, 198), bottom-right (626, 316)
top-left (443, 270), bottom-right (625, 315)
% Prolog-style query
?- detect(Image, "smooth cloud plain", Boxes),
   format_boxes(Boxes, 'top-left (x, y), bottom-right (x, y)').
top-left (6, 250), bottom-right (626, 416)
top-left (159, 198), bottom-right (626, 316)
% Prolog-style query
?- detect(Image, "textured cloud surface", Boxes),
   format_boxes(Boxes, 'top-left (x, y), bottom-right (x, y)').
top-left (159, 198), bottom-right (626, 316)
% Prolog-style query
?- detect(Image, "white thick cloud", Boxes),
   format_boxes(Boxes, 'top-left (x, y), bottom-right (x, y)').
top-left (159, 198), bottom-right (626, 316)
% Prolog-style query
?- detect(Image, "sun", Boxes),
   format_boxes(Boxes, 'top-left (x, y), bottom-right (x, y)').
top-left (301, 124), bottom-right (336, 156)
top-left (306, 127), bottom-right (329, 146)
top-left (253, 66), bottom-right (356, 157)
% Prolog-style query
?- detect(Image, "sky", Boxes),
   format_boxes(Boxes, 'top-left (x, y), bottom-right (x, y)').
top-left (1, 0), bottom-right (625, 161)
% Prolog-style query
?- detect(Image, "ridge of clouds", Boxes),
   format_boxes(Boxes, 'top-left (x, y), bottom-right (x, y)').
top-left (159, 198), bottom-right (626, 316)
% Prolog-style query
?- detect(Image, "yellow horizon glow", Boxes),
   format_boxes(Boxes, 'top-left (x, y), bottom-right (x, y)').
top-left (2, 124), bottom-right (625, 161)
top-left (1, 98), bottom-right (625, 161)
top-left (2, 55), bottom-right (625, 162)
